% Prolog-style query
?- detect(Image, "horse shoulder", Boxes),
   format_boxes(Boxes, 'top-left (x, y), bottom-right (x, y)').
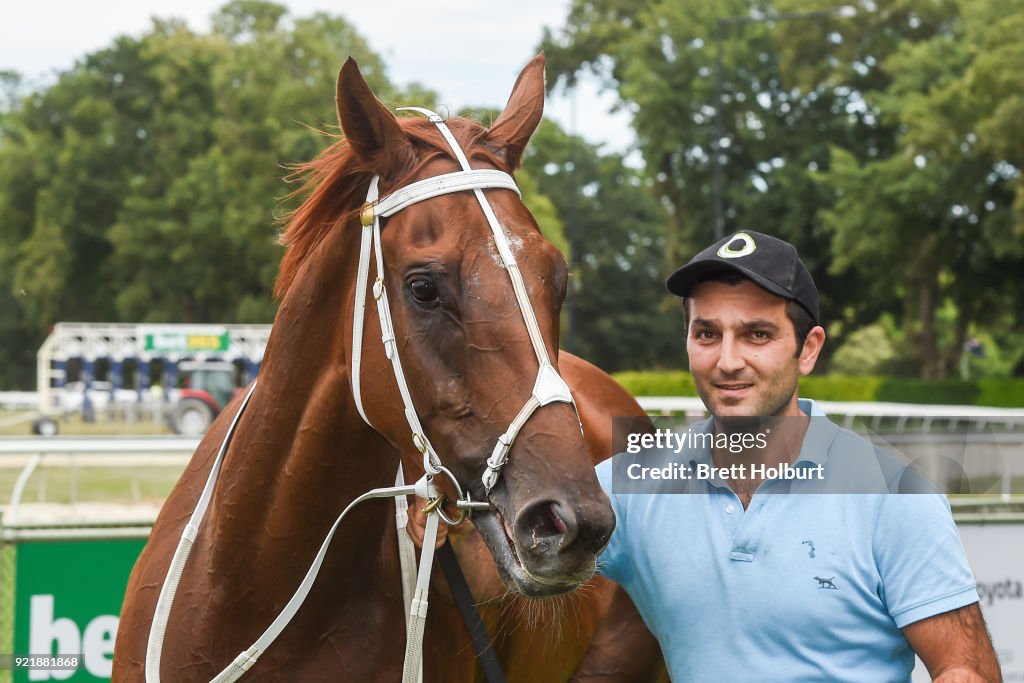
top-left (559, 352), bottom-right (654, 464)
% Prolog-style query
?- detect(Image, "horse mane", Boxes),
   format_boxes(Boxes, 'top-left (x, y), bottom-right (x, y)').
top-left (274, 116), bottom-right (511, 300)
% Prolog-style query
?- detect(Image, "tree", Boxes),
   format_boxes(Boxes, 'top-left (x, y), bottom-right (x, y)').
top-left (0, 2), bottom-right (427, 387)
top-left (523, 120), bottom-right (678, 371)
top-left (814, 0), bottom-right (1024, 378)
top-left (541, 0), bottom-right (1024, 377)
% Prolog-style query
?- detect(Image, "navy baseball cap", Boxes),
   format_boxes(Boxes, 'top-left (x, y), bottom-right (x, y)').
top-left (666, 230), bottom-right (820, 324)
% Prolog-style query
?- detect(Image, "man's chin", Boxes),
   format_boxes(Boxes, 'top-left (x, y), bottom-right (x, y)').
top-left (715, 413), bottom-right (771, 433)
top-left (707, 397), bottom-right (760, 418)
top-left (708, 395), bottom-right (794, 422)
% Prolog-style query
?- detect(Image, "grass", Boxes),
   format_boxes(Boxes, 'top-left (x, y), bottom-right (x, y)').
top-left (0, 465), bottom-right (184, 509)
top-left (0, 410), bottom-right (185, 506)
top-left (0, 410), bottom-right (174, 436)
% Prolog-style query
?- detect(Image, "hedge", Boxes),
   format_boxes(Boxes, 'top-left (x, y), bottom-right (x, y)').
top-left (610, 372), bottom-right (1024, 407)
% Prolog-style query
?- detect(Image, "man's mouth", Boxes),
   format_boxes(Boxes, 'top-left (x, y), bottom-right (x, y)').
top-left (715, 382), bottom-right (753, 394)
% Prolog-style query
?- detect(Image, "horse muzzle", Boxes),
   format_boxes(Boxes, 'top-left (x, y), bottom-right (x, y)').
top-left (473, 490), bottom-right (615, 597)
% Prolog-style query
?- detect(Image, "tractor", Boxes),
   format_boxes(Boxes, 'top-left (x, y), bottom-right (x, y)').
top-left (173, 360), bottom-right (239, 435)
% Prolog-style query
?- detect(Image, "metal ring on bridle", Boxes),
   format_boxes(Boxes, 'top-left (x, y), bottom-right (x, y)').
top-left (426, 465), bottom-right (490, 526)
top-left (428, 464), bottom-right (463, 500)
top-left (435, 503), bottom-right (468, 527)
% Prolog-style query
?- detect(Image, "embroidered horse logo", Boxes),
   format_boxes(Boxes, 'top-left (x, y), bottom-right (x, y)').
top-left (814, 576), bottom-right (838, 590)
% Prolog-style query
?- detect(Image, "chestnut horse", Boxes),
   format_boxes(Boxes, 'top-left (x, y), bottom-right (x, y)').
top-left (113, 55), bottom-right (653, 682)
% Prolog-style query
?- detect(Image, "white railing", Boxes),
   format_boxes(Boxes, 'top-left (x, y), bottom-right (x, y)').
top-left (0, 437), bottom-right (199, 455)
top-left (0, 437), bottom-right (199, 527)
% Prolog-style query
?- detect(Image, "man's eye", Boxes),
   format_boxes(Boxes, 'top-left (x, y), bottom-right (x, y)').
top-left (409, 278), bottom-right (439, 304)
top-left (695, 330), bottom-right (716, 340)
top-left (751, 331), bottom-right (770, 340)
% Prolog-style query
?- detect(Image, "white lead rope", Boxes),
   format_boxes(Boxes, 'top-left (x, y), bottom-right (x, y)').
top-left (146, 382), bottom-right (259, 683)
top-left (145, 383), bottom-right (442, 682)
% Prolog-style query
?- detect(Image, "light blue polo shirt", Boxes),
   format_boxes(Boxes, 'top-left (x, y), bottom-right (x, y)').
top-left (595, 399), bottom-right (979, 682)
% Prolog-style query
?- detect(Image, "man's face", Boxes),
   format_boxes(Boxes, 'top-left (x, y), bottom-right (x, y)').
top-left (687, 280), bottom-right (808, 419)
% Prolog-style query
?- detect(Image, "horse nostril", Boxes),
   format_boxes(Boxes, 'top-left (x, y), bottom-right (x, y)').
top-left (514, 500), bottom-right (579, 557)
top-left (547, 504), bottom-right (567, 536)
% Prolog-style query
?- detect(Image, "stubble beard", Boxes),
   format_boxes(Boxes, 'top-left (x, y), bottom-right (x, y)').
top-left (699, 365), bottom-right (800, 424)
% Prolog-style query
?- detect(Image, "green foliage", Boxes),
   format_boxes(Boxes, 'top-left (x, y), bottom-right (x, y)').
top-left (874, 378), bottom-right (979, 406)
top-left (801, 375), bottom-right (885, 403)
top-left (977, 379), bottom-right (1024, 408)
top-left (612, 370), bottom-right (697, 397)
top-left (828, 322), bottom-right (896, 375)
top-left (959, 331), bottom-right (1022, 379)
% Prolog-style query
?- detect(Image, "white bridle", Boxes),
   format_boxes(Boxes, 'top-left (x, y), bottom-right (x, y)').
top-left (145, 108), bottom-right (581, 683)
top-left (351, 106), bottom-right (579, 495)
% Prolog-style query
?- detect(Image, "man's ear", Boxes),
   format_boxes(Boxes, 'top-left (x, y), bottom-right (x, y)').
top-left (486, 54), bottom-right (545, 170)
top-left (798, 326), bottom-right (826, 376)
top-left (336, 57), bottom-right (416, 177)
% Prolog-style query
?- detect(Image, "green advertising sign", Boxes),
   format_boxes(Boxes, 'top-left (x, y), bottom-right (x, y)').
top-left (12, 538), bottom-right (146, 682)
top-left (142, 331), bottom-right (229, 354)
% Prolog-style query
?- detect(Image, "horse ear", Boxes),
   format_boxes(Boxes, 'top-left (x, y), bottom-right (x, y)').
top-left (336, 58), bottom-right (415, 177)
top-left (487, 54), bottom-right (546, 170)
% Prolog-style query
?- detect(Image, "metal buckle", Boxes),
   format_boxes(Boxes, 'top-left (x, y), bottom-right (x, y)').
top-left (412, 432), bottom-right (428, 454)
top-left (421, 494), bottom-right (447, 515)
top-left (360, 202), bottom-right (374, 227)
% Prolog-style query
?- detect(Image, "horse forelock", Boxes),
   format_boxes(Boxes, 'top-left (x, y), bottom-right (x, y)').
top-left (273, 116), bottom-right (511, 300)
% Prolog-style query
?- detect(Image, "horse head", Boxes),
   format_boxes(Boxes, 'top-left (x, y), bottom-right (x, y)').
top-left (321, 55), bottom-right (615, 598)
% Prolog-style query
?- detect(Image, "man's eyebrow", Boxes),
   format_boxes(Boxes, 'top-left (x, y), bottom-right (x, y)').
top-left (690, 317), bottom-right (718, 328)
top-left (740, 319), bottom-right (781, 333)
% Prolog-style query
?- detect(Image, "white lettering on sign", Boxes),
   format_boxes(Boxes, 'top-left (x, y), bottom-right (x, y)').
top-left (28, 595), bottom-right (118, 680)
top-left (83, 616), bottom-right (118, 677)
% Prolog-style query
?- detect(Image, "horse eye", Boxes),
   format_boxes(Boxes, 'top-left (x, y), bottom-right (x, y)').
top-left (409, 278), bottom-right (439, 304)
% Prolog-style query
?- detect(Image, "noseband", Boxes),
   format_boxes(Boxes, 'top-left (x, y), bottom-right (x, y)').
top-left (351, 107), bottom-right (579, 498)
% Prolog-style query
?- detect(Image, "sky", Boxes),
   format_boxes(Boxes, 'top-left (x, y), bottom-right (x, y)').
top-left (1, 0), bottom-right (637, 158)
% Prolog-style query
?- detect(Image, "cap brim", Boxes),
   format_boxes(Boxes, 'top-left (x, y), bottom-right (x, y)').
top-left (666, 260), bottom-right (792, 302)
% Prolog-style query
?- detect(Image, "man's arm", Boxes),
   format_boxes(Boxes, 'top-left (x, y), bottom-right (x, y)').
top-left (571, 584), bottom-right (667, 682)
top-left (902, 603), bottom-right (1001, 682)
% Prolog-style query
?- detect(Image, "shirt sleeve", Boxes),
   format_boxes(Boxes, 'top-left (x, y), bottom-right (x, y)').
top-left (595, 458), bottom-right (632, 586)
top-left (872, 492), bottom-right (979, 628)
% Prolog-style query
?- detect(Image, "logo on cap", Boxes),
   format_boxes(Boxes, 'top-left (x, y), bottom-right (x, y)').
top-left (717, 232), bottom-right (756, 259)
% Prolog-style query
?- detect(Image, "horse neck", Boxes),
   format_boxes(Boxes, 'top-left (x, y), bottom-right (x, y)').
top-left (210, 218), bottom-right (400, 572)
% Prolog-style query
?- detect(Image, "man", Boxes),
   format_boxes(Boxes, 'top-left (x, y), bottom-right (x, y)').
top-left (576, 231), bottom-right (1000, 681)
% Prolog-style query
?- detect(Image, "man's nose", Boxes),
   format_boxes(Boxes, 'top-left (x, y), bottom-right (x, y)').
top-left (717, 335), bottom-right (746, 374)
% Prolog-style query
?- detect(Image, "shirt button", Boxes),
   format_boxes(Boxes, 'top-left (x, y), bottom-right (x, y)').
top-left (725, 504), bottom-right (735, 514)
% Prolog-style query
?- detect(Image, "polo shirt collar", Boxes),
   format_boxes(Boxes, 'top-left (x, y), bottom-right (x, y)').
top-left (795, 399), bottom-right (839, 468)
